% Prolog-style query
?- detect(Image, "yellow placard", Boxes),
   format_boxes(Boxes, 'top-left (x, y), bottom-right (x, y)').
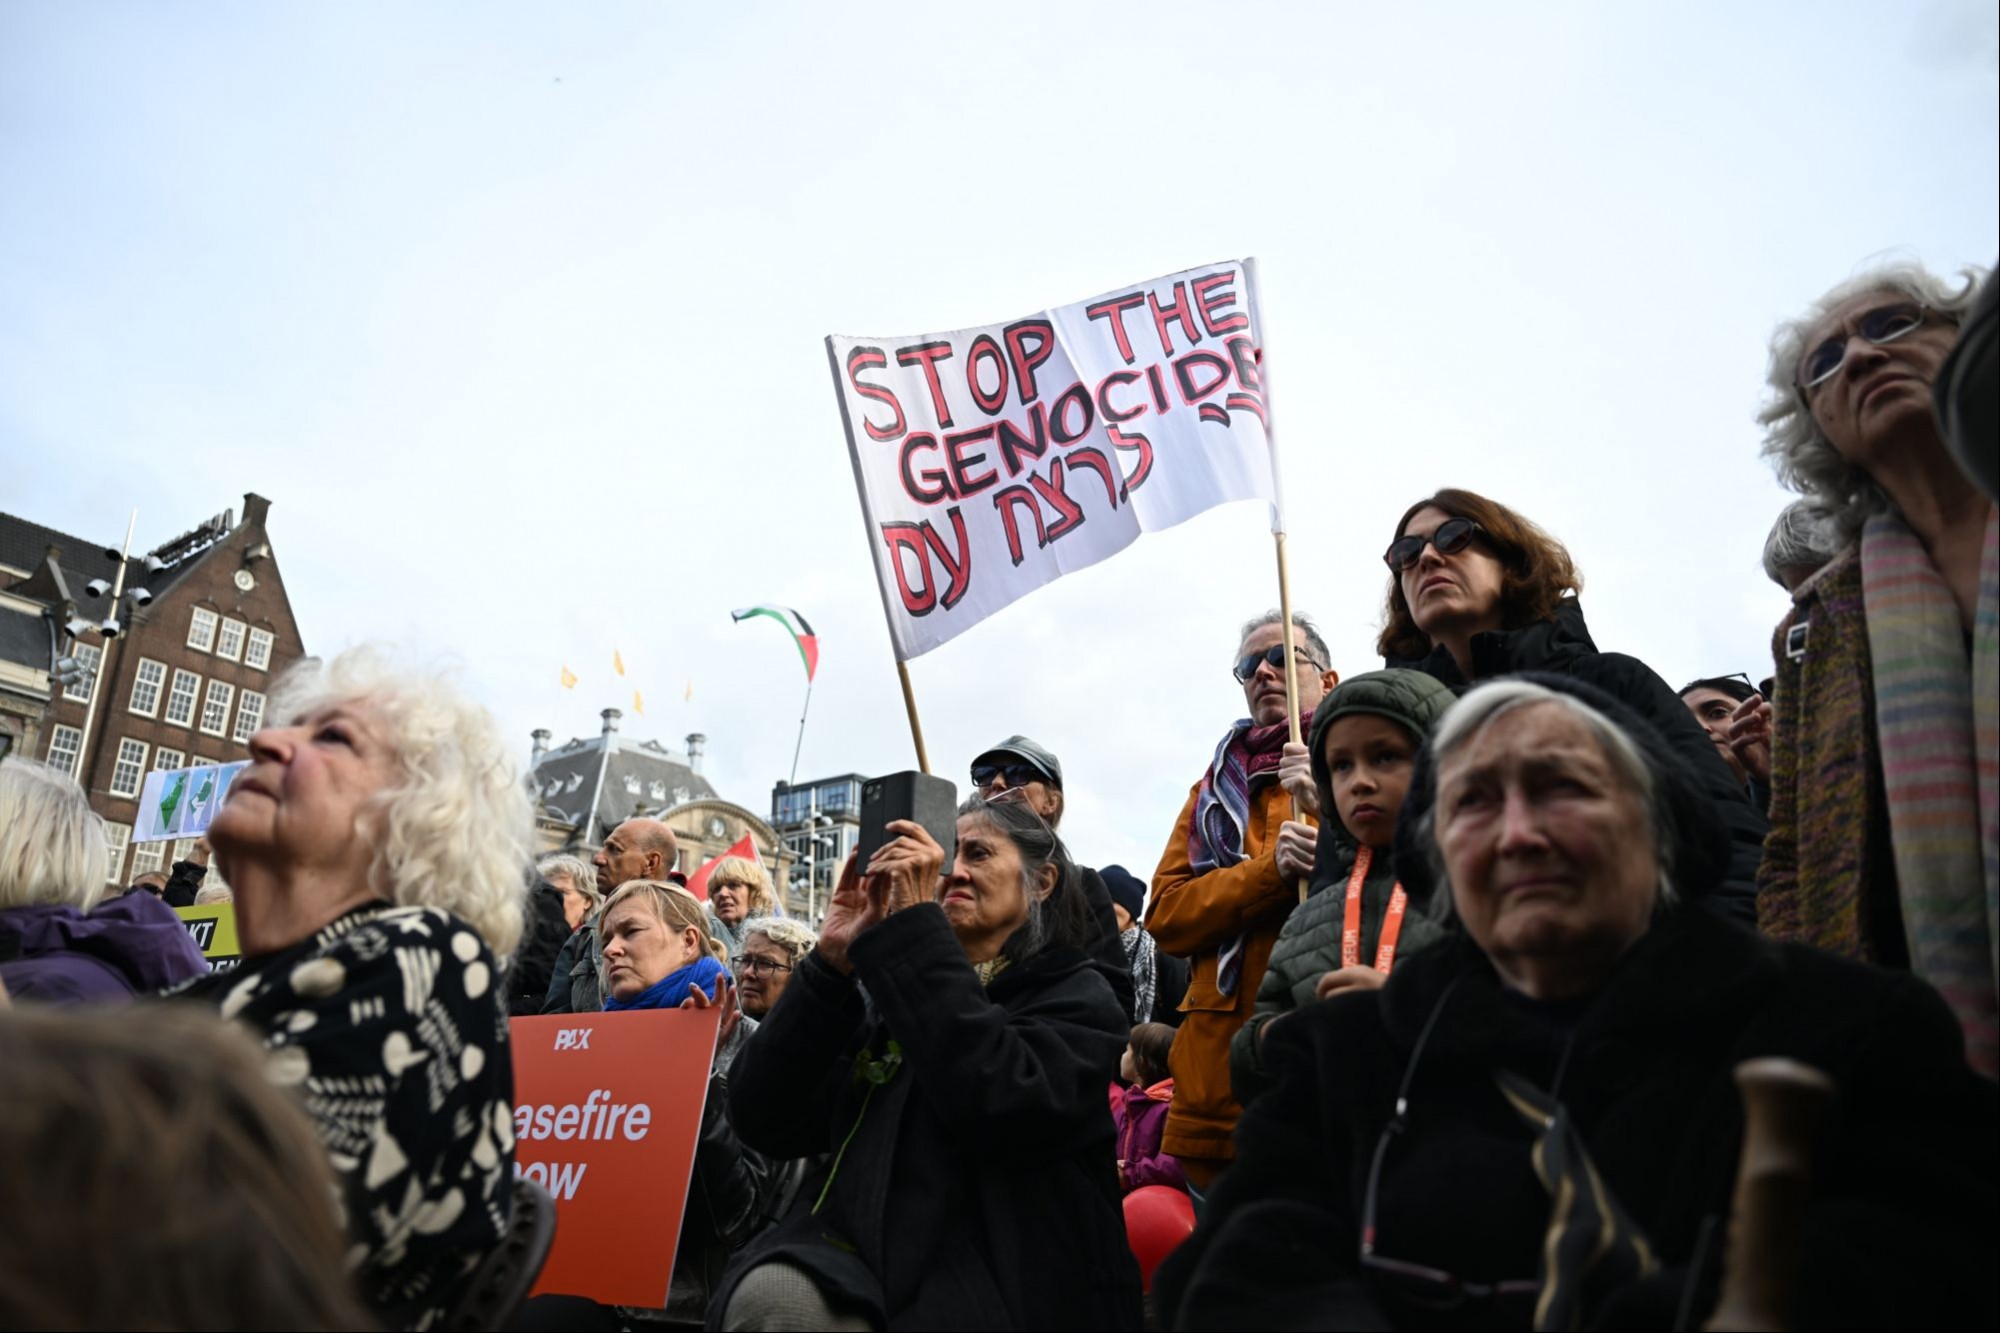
top-left (174, 903), bottom-right (241, 967)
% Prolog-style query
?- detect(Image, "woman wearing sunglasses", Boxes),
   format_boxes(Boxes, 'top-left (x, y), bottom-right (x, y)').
top-left (1156, 675), bottom-right (1997, 1332)
top-left (1755, 261), bottom-right (1997, 1078)
top-left (1378, 488), bottom-right (1767, 925)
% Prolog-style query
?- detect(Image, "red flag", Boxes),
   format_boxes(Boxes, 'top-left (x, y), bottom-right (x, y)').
top-left (684, 834), bottom-right (759, 903)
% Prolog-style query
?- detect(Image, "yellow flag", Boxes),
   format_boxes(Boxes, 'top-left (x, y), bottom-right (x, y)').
top-left (684, 677), bottom-right (693, 702)
top-left (560, 665), bottom-right (578, 689)
top-left (613, 650), bottom-right (626, 677)
top-left (633, 689), bottom-right (645, 715)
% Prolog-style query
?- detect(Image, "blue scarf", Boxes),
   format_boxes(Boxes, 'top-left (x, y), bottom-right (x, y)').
top-left (602, 953), bottom-right (728, 1012)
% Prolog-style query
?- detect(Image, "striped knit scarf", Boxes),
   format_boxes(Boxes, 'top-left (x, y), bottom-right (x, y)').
top-left (1860, 505), bottom-right (1999, 1078)
top-left (1122, 925), bottom-right (1158, 1023)
top-left (1187, 716), bottom-right (1295, 996)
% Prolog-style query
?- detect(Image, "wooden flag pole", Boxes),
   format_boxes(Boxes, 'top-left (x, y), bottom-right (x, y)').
top-left (896, 660), bottom-right (932, 775)
top-left (1274, 531), bottom-right (1309, 904)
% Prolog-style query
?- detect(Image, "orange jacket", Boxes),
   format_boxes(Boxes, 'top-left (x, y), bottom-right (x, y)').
top-left (1146, 777), bottom-right (1311, 1163)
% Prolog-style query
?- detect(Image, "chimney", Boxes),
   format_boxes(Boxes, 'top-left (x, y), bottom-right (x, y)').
top-left (530, 728), bottom-right (551, 764)
top-left (601, 708), bottom-right (622, 736)
top-left (241, 493), bottom-right (271, 531)
top-left (685, 733), bottom-right (707, 774)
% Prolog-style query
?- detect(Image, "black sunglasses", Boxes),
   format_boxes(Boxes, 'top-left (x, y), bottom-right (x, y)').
top-left (1795, 302), bottom-right (1929, 391)
top-left (1232, 643), bottom-right (1322, 684)
top-left (1384, 517), bottom-right (1485, 573)
top-left (971, 761), bottom-right (1045, 790)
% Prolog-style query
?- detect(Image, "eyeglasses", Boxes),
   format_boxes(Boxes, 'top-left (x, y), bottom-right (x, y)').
top-left (1358, 976), bottom-right (1540, 1311)
top-left (1795, 302), bottom-right (1929, 391)
top-left (971, 761), bottom-right (1045, 791)
top-left (1232, 643), bottom-right (1323, 684)
top-left (1383, 517), bottom-right (1485, 573)
top-left (733, 955), bottom-right (793, 977)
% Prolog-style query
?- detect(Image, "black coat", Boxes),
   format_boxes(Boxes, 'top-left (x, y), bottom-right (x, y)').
top-left (508, 884), bottom-right (575, 1018)
top-left (1153, 948), bottom-right (1190, 1028)
top-left (717, 904), bottom-right (1144, 1330)
top-left (1392, 597), bottom-right (1766, 924)
top-left (1155, 908), bottom-right (1998, 1331)
top-left (1077, 866), bottom-right (1140, 1024)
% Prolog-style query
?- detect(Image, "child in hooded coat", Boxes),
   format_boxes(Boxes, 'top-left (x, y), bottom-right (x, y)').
top-left (1229, 669), bottom-right (1457, 1103)
top-left (1111, 1022), bottom-right (1185, 1193)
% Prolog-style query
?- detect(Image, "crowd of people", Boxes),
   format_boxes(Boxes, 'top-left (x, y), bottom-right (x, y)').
top-left (0, 256), bottom-right (1996, 1331)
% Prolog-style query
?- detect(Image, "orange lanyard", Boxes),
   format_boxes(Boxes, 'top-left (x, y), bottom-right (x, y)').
top-left (1341, 845), bottom-right (1408, 975)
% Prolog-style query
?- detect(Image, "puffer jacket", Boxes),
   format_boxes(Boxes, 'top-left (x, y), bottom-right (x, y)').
top-left (1228, 670), bottom-right (1456, 1102)
top-left (1393, 596), bottom-right (1765, 924)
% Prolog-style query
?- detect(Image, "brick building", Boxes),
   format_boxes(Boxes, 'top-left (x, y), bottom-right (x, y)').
top-left (0, 493), bottom-right (307, 885)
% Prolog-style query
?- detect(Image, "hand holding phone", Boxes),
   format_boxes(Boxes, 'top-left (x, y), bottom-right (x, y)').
top-left (864, 819), bottom-right (946, 918)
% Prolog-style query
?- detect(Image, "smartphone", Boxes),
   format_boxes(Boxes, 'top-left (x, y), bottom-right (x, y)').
top-left (856, 771), bottom-right (958, 874)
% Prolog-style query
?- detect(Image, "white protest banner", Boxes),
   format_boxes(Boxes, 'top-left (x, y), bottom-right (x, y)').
top-left (828, 258), bottom-right (1277, 661)
top-left (133, 762), bottom-right (247, 843)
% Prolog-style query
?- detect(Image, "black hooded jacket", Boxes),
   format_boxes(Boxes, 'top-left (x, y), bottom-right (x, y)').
top-left (1390, 597), bottom-right (1765, 923)
top-left (1158, 674), bottom-right (1996, 1332)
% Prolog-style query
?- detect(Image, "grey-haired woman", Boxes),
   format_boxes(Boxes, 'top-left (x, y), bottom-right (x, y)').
top-left (1754, 260), bottom-right (1997, 1078)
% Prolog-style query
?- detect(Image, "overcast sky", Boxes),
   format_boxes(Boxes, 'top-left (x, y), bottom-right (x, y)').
top-left (4, 1), bottom-right (1995, 880)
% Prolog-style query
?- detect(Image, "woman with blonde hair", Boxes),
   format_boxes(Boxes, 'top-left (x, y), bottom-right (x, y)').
top-left (170, 647), bottom-right (532, 1331)
top-left (0, 758), bottom-right (206, 1003)
top-left (572, 877), bottom-right (776, 1325)
top-left (706, 854), bottom-right (782, 956)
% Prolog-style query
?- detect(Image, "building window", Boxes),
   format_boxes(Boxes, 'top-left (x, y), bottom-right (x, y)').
top-left (171, 837), bottom-right (197, 865)
top-left (233, 689), bottom-right (266, 744)
top-left (155, 748), bottom-right (185, 771)
top-left (65, 642), bottom-right (103, 704)
top-left (216, 618), bottom-right (246, 662)
top-left (649, 779), bottom-right (667, 802)
top-left (110, 738), bottom-right (149, 798)
top-left (200, 680), bottom-right (235, 736)
top-left (128, 658), bottom-right (168, 717)
top-left (131, 840), bottom-right (167, 875)
top-left (246, 627), bottom-right (275, 670)
top-left (194, 755), bottom-right (219, 768)
top-left (46, 724), bottom-right (83, 778)
top-left (165, 669), bottom-right (201, 727)
top-left (188, 607), bottom-right (219, 652)
top-left (623, 774), bottom-right (642, 795)
top-left (103, 822), bottom-right (131, 884)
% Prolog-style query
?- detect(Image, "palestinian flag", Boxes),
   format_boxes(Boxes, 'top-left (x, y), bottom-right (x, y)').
top-left (731, 605), bottom-right (819, 682)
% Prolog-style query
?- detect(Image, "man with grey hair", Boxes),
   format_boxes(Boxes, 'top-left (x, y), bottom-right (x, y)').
top-left (542, 818), bottom-right (679, 1015)
top-left (1145, 610), bottom-right (1337, 1188)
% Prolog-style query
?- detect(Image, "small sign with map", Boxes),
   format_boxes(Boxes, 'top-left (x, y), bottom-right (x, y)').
top-left (134, 762), bottom-right (248, 843)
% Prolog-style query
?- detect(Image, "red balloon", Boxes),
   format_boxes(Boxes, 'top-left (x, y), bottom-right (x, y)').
top-left (1123, 1184), bottom-right (1196, 1292)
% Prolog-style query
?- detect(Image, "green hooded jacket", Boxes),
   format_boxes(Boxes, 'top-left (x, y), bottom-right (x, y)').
top-left (1228, 669), bottom-right (1457, 1103)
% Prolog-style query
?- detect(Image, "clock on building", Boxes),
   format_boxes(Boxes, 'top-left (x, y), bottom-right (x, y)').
top-left (233, 569), bottom-right (256, 592)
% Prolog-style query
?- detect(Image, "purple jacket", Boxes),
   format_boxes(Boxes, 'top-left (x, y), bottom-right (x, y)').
top-left (0, 893), bottom-right (209, 1003)
top-left (1113, 1078), bottom-right (1187, 1194)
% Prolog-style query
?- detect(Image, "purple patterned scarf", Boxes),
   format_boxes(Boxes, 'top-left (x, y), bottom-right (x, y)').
top-left (1188, 715), bottom-right (1302, 995)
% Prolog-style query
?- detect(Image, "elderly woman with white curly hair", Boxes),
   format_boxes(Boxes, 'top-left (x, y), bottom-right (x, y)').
top-left (170, 647), bottom-right (533, 1331)
top-left (1752, 260), bottom-right (1997, 1079)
